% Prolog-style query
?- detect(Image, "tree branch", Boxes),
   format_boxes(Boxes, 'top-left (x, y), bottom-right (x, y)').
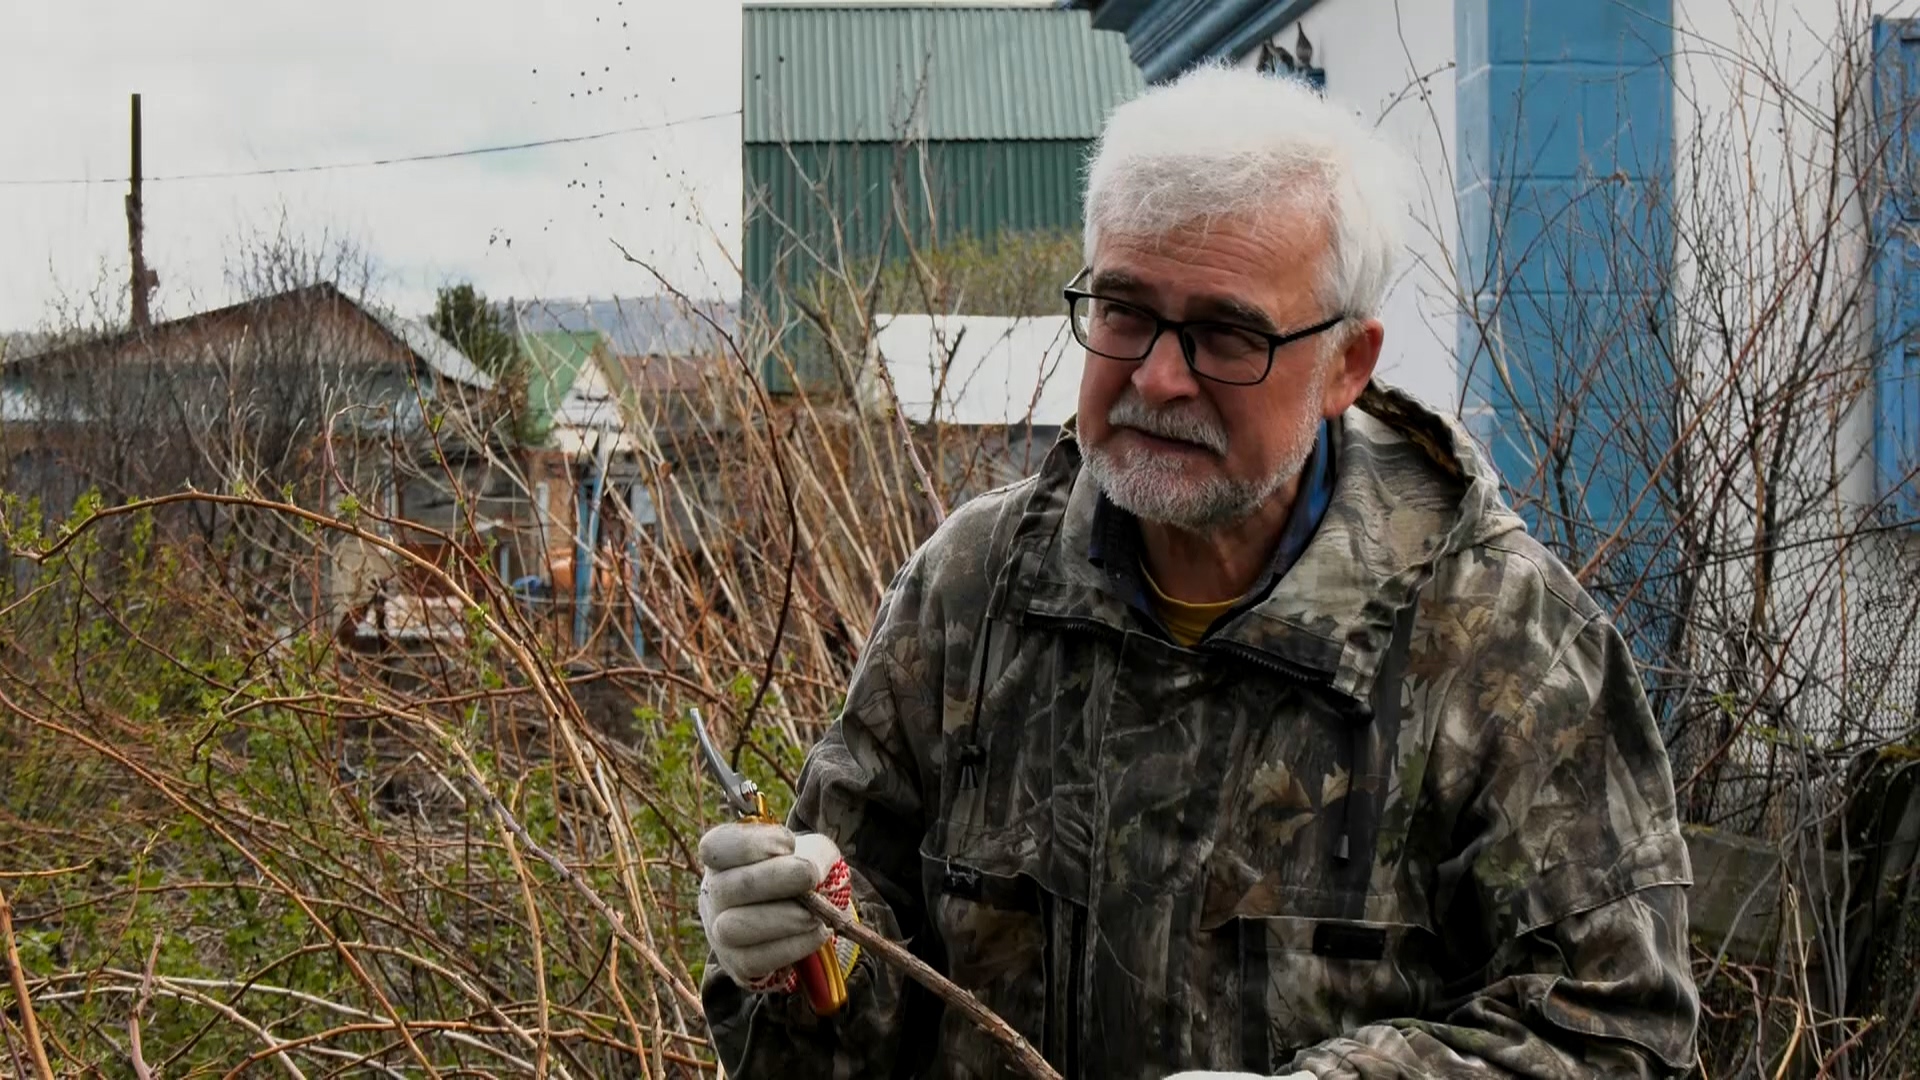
top-left (0, 886), bottom-right (57, 1080)
top-left (797, 892), bottom-right (1058, 1080)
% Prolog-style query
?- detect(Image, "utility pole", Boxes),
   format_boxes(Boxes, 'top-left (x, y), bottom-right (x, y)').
top-left (126, 92), bottom-right (158, 330)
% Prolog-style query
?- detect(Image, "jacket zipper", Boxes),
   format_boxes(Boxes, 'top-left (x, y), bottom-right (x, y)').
top-left (1029, 612), bottom-right (1337, 687)
top-left (1013, 609), bottom-right (1339, 1078)
top-left (1199, 638), bottom-right (1335, 688)
top-left (1026, 612), bottom-right (1123, 645)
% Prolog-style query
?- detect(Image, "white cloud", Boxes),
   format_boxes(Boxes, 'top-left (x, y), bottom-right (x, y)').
top-left (0, 0), bottom-right (743, 328)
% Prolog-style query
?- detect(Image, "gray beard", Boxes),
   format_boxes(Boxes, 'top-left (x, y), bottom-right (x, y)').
top-left (1081, 381), bottom-right (1324, 532)
top-left (1083, 439), bottom-right (1305, 530)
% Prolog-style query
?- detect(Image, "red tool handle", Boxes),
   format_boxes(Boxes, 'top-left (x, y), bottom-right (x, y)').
top-left (797, 939), bottom-right (847, 1015)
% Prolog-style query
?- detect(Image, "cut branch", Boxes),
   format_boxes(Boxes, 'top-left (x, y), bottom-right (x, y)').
top-left (797, 892), bottom-right (1059, 1080)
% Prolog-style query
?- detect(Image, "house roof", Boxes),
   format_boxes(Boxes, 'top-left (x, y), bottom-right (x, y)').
top-left (0, 332), bottom-right (49, 364)
top-left (505, 296), bottom-right (734, 359)
top-left (521, 330), bottom-right (600, 426)
top-left (517, 330), bottom-right (629, 455)
top-left (744, 4), bottom-right (1143, 143)
top-left (871, 312), bottom-right (1083, 424)
top-left (610, 352), bottom-right (715, 396)
top-left (3, 282), bottom-right (490, 391)
top-left (1066, 0), bottom-right (1328, 85)
top-left (362, 305), bottom-right (494, 390)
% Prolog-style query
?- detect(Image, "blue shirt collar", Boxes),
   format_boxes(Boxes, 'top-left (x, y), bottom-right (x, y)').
top-left (1087, 417), bottom-right (1338, 637)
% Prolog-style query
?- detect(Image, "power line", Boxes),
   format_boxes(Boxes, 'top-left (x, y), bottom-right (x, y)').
top-left (0, 108), bottom-right (741, 188)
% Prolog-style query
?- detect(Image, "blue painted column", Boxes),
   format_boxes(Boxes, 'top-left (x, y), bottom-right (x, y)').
top-left (1874, 19), bottom-right (1920, 522)
top-left (572, 464), bottom-right (606, 652)
top-left (1455, 1), bottom-right (1674, 548)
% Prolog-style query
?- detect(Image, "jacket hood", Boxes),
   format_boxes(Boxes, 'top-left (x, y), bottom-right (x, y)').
top-left (989, 379), bottom-right (1527, 710)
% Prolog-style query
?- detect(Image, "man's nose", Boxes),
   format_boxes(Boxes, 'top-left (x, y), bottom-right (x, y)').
top-left (1132, 328), bottom-right (1200, 406)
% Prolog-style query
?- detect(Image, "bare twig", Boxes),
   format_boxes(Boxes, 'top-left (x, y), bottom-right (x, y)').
top-left (797, 892), bottom-right (1059, 1080)
top-left (129, 937), bottom-right (161, 1080)
top-left (863, 334), bottom-right (949, 526)
top-left (0, 886), bottom-right (55, 1080)
top-left (465, 782), bottom-right (704, 1015)
top-left (611, 241), bottom-right (805, 764)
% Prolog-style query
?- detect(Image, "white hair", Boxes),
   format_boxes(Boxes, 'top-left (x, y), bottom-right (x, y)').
top-left (1083, 62), bottom-right (1410, 319)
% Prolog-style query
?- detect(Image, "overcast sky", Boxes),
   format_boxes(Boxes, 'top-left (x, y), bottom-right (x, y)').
top-left (0, 0), bottom-right (743, 330)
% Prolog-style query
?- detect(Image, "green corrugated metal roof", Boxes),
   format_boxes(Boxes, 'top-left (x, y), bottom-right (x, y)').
top-left (519, 330), bottom-right (600, 441)
top-left (744, 5), bottom-right (1144, 143)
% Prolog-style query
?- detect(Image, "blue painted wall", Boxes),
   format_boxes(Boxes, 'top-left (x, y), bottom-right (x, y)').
top-left (1873, 18), bottom-right (1920, 523)
top-left (1455, 0), bottom-right (1675, 551)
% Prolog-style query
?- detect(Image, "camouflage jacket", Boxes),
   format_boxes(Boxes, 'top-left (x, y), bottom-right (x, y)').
top-left (703, 383), bottom-right (1699, 1078)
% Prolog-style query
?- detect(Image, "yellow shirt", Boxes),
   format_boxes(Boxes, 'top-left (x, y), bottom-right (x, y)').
top-left (1141, 566), bottom-right (1241, 647)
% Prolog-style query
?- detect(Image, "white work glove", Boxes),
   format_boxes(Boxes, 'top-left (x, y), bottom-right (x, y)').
top-left (697, 822), bottom-right (848, 989)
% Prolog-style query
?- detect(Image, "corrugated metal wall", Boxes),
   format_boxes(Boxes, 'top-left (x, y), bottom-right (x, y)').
top-left (745, 6), bottom-right (1140, 143)
top-left (741, 5), bottom-right (1141, 392)
top-left (744, 139), bottom-right (1091, 392)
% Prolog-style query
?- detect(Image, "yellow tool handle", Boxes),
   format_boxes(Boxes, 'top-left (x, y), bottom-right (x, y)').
top-left (744, 801), bottom-right (847, 1016)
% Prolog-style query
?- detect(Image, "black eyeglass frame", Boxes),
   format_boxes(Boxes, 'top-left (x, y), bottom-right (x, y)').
top-left (1061, 269), bottom-right (1349, 387)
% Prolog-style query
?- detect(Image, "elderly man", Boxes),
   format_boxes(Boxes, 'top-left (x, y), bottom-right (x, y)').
top-left (697, 64), bottom-right (1699, 1078)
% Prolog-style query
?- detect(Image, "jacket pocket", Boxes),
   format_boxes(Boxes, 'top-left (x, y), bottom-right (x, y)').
top-left (1230, 912), bottom-right (1437, 1066)
top-left (919, 837), bottom-right (1057, 1079)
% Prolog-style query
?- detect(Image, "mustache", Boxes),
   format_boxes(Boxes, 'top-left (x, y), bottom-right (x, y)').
top-left (1107, 393), bottom-right (1229, 456)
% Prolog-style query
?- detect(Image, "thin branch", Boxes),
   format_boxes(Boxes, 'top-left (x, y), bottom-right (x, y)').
top-left (0, 886), bottom-right (55, 1080)
top-left (128, 938), bottom-right (160, 1080)
top-left (797, 893), bottom-right (1058, 1080)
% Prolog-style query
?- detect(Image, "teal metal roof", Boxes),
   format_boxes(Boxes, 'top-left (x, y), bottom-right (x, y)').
top-left (744, 5), bottom-right (1144, 143)
top-left (519, 330), bottom-right (601, 443)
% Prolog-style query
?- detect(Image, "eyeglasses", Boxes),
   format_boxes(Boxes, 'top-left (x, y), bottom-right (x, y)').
top-left (1062, 268), bottom-right (1347, 386)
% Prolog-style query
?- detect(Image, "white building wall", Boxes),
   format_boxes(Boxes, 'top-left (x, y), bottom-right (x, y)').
top-left (868, 314), bottom-right (1086, 425)
top-left (1671, 0), bottom-right (1884, 506)
top-left (1670, 0), bottom-right (1920, 759)
top-left (1670, 0), bottom-right (1919, 500)
top-left (1237, 0), bottom-right (1462, 412)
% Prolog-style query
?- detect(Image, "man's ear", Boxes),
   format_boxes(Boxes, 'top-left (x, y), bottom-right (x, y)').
top-left (1322, 318), bottom-right (1384, 418)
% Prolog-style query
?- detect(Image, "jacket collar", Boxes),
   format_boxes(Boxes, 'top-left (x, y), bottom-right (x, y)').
top-left (989, 381), bottom-right (1523, 711)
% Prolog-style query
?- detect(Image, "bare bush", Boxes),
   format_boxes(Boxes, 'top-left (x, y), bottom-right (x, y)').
top-left (9, 12), bottom-right (1918, 1073)
top-left (0, 167), bottom-right (1075, 1073)
top-left (1447, 2), bottom-right (1920, 1073)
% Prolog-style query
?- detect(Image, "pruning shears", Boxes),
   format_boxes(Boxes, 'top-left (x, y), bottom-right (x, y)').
top-left (691, 708), bottom-right (848, 1015)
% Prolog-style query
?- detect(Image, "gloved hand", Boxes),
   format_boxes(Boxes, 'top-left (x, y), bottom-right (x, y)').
top-left (697, 822), bottom-right (844, 987)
